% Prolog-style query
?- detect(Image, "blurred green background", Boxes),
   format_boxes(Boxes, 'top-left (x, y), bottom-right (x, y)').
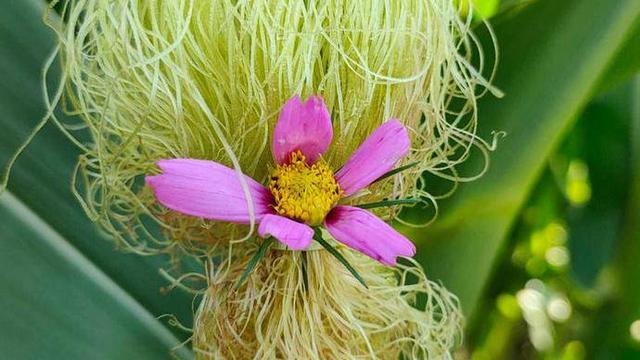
top-left (1, 0), bottom-right (639, 359)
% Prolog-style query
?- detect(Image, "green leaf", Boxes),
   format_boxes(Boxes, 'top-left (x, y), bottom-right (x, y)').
top-left (408, 0), bottom-right (640, 319)
top-left (0, 192), bottom-right (191, 359)
top-left (356, 198), bottom-right (420, 210)
top-left (455, 0), bottom-right (500, 19)
top-left (594, 76), bottom-right (640, 357)
top-left (235, 237), bottom-right (274, 289)
top-left (0, 0), bottom-right (194, 354)
top-left (564, 83), bottom-right (634, 286)
top-left (597, 17), bottom-right (640, 93)
top-left (313, 229), bottom-right (368, 288)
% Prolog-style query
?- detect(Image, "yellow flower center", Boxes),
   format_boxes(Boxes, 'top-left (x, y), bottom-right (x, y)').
top-left (268, 151), bottom-right (342, 225)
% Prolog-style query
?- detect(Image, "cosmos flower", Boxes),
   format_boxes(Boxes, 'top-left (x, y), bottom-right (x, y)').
top-left (146, 95), bottom-right (415, 266)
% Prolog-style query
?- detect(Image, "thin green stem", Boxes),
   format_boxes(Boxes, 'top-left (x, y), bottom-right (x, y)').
top-left (372, 162), bottom-right (419, 184)
top-left (313, 228), bottom-right (368, 288)
top-left (356, 198), bottom-right (420, 209)
top-left (235, 237), bottom-right (274, 289)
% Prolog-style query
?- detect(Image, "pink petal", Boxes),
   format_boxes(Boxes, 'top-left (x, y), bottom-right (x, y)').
top-left (334, 120), bottom-right (410, 196)
top-left (324, 206), bottom-right (416, 266)
top-left (258, 214), bottom-right (313, 250)
top-left (272, 95), bottom-right (333, 164)
top-left (146, 159), bottom-right (273, 223)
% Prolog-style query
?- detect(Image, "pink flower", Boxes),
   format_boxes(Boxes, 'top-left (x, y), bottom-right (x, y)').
top-left (146, 95), bottom-right (416, 266)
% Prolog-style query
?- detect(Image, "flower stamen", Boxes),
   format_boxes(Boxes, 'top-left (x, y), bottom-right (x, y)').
top-left (268, 151), bottom-right (342, 225)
